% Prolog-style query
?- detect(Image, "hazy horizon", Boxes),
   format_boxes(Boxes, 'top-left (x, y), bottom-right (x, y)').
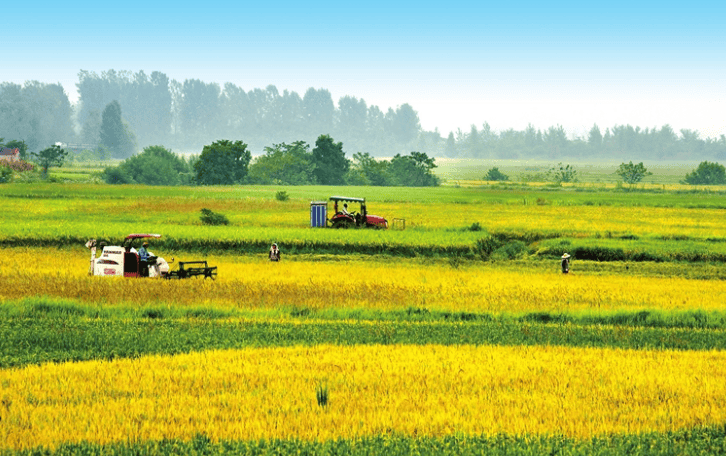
top-left (5, 1), bottom-right (725, 140)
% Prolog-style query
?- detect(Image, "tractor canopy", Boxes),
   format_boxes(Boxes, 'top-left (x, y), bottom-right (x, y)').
top-left (125, 234), bottom-right (162, 241)
top-left (329, 196), bottom-right (365, 203)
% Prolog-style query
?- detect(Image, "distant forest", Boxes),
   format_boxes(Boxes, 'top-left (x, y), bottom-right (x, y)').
top-left (1, 69), bottom-right (725, 160)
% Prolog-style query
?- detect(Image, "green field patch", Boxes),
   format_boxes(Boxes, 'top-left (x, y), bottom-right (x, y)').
top-left (2, 298), bottom-right (726, 369)
top-left (3, 425), bottom-right (726, 456)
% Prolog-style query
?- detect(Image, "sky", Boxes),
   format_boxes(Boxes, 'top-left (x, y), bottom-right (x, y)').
top-left (4, 0), bottom-right (726, 139)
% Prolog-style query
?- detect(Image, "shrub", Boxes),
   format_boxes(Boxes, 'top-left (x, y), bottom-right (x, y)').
top-left (102, 166), bottom-right (132, 184)
top-left (490, 240), bottom-right (528, 260)
top-left (616, 161), bottom-right (652, 184)
top-left (3, 160), bottom-right (34, 172)
top-left (275, 190), bottom-right (289, 201)
top-left (200, 208), bottom-right (229, 226)
top-left (683, 161), bottom-right (726, 185)
top-left (466, 222), bottom-right (483, 232)
top-left (484, 167), bottom-right (509, 181)
top-left (0, 165), bottom-right (11, 183)
top-left (547, 163), bottom-right (578, 183)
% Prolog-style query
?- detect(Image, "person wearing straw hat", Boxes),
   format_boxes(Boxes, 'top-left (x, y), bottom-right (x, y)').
top-left (269, 242), bottom-right (281, 262)
top-left (561, 253), bottom-right (571, 274)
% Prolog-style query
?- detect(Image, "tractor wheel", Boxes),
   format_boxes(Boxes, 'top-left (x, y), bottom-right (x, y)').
top-left (333, 219), bottom-right (354, 229)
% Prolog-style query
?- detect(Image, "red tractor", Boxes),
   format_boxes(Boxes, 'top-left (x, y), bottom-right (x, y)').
top-left (328, 196), bottom-right (388, 229)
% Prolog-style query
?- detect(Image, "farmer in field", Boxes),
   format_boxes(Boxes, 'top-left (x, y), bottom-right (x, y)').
top-left (139, 241), bottom-right (151, 276)
top-left (342, 203), bottom-right (351, 216)
top-left (561, 253), bottom-right (571, 274)
top-left (269, 243), bottom-right (281, 262)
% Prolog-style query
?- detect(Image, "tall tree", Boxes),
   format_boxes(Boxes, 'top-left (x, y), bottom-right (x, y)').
top-left (80, 110), bottom-right (102, 146)
top-left (303, 88), bottom-right (334, 137)
top-left (179, 79), bottom-right (221, 146)
top-left (312, 134), bottom-right (349, 185)
top-left (388, 151), bottom-right (439, 187)
top-left (0, 82), bottom-right (73, 153)
top-left (389, 103), bottom-right (421, 146)
top-left (32, 145), bottom-right (68, 176)
top-left (445, 132), bottom-right (457, 157)
top-left (194, 140), bottom-right (251, 185)
top-left (247, 141), bottom-right (314, 185)
top-left (588, 124), bottom-right (603, 151)
top-left (346, 152), bottom-right (390, 186)
top-left (336, 95), bottom-right (368, 150)
top-left (100, 100), bottom-right (135, 158)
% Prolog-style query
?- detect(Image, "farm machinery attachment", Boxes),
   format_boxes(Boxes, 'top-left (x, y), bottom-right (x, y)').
top-left (164, 261), bottom-right (218, 280)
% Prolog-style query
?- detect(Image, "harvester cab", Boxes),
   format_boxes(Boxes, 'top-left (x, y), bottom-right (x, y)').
top-left (86, 233), bottom-right (171, 278)
top-left (328, 196), bottom-right (388, 229)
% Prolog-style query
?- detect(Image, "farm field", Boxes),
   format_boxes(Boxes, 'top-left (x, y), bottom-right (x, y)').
top-left (2, 177), bottom-right (726, 454)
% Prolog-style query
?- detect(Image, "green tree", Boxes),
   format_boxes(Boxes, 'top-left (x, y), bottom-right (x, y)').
top-left (683, 161), bottom-right (726, 185)
top-left (0, 164), bottom-right (12, 183)
top-left (484, 167), bottom-right (509, 181)
top-left (615, 161), bottom-right (652, 184)
top-left (194, 140), bottom-right (251, 185)
top-left (247, 141), bottom-right (315, 185)
top-left (389, 151), bottom-right (439, 187)
top-left (312, 134), bottom-right (349, 185)
top-left (547, 162), bottom-right (578, 183)
top-left (80, 110), bottom-right (102, 147)
top-left (444, 132), bottom-right (457, 158)
top-left (100, 100), bottom-right (136, 159)
top-left (31, 145), bottom-right (68, 176)
top-left (104, 145), bottom-right (190, 185)
top-left (345, 152), bottom-right (390, 186)
top-left (588, 124), bottom-right (603, 152)
top-left (388, 103), bottom-right (421, 145)
top-left (303, 88), bottom-right (335, 137)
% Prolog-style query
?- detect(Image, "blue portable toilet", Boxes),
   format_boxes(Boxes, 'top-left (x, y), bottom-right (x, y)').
top-left (310, 201), bottom-right (327, 227)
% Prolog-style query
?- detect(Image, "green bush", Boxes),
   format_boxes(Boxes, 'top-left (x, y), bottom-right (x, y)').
top-left (490, 240), bottom-right (528, 260)
top-left (199, 208), bottom-right (229, 226)
top-left (484, 167), bottom-right (509, 181)
top-left (0, 165), bottom-right (12, 183)
top-left (683, 161), bottom-right (726, 185)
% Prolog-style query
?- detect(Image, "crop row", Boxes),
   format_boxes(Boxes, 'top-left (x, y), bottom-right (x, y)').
top-left (4, 249), bottom-right (726, 314)
top-left (4, 305), bottom-right (726, 369)
top-left (3, 344), bottom-right (726, 450)
top-left (3, 429), bottom-right (725, 456)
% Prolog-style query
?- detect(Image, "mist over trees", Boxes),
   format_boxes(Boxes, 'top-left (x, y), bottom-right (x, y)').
top-left (0, 82), bottom-right (73, 152)
top-left (446, 123), bottom-right (726, 161)
top-left (1, 70), bottom-right (725, 161)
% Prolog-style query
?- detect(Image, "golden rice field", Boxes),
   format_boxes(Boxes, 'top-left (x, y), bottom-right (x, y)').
top-left (2, 247), bottom-right (726, 314)
top-left (2, 344), bottom-right (726, 450)
top-left (3, 182), bottom-right (726, 454)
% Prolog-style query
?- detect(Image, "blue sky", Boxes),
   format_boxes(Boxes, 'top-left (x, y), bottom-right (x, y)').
top-left (5, 1), bottom-right (725, 139)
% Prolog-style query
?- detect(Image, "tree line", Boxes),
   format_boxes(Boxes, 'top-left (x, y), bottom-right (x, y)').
top-left (446, 123), bottom-right (726, 160)
top-left (102, 135), bottom-right (439, 187)
top-left (2, 70), bottom-right (726, 161)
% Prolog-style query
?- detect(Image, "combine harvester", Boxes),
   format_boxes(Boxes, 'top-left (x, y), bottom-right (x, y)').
top-left (86, 233), bottom-right (217, 280)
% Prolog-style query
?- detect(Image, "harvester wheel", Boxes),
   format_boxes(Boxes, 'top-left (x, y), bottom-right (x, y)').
top-left (205, 268), bottom-right (218, 280)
